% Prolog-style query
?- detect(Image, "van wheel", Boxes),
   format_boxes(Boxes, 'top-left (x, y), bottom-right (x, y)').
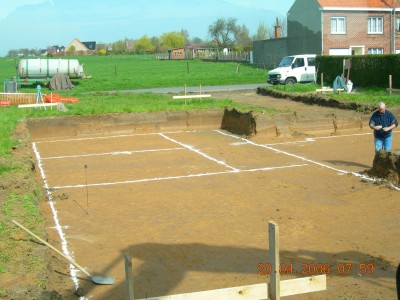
top-left (285, 78), bottom-right (296, 85)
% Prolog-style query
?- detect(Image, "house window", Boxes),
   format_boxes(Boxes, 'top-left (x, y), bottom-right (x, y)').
top-left (368, 48), bottom-right (384, 54)
top-left (368, 17), bottom-right (383, 34)
top-left (331, 17), bottom-right (346, 34)
top-left (397, 18), bottom-right (400, 31)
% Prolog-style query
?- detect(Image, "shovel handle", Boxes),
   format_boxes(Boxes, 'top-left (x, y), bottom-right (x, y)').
top-left (12, 219), bottom-right (92, 278)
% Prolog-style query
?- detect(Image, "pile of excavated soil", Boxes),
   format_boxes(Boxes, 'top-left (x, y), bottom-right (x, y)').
top-left (256, 87), bottom-right (376, 112)
top-left (221, 108), bottom-right (256, 136)
top-left (366, 150), bottom-right (400, 185)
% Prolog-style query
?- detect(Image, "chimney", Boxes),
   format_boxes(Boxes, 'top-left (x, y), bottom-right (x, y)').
top-left (274, 17), bottom-right (281, 38)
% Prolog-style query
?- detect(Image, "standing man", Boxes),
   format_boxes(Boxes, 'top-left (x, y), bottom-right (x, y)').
top-left (369, 102), bottom-right (398, 152)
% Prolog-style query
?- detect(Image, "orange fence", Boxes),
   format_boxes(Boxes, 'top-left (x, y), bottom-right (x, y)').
top-left (0, 93), bottom-right (36, 105)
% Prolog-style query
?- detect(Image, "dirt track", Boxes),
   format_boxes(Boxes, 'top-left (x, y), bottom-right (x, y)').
top-left (29, 91), bottom-right (400, 300)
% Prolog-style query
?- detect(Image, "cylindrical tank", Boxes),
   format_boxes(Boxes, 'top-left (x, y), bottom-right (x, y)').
top-left (18, 58), bottom-right (84, 79)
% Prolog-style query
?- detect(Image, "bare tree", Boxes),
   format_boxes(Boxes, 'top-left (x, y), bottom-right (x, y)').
top-left (235, 24), bottom-right (252, 51)
top-left (180, 29), bottom-right (190, 44)
top-left (208, 17), bottom-right (238, 49)
top-left (254, 22), bottom-right (269, 40)
top-left (191, 37), bottom-right (203, 45)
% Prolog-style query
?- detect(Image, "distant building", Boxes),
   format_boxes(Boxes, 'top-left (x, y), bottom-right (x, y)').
top-left (66, 38), bottom-right (96, 53)
top-left (82, 41), bottom-right (96, 51)
top-left (253, 0), bottom-right (400, 68)
top-left (169, 48), bottom-right (186, 60)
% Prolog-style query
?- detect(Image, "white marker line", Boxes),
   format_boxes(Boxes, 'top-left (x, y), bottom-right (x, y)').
top-left (263, 131), bottom-right (400, 146)
top-left (215, 130), bottom-right (346, 173)
top-left (41, 147), bottom-right (184, 160)
top-left (159, 133), bottom-right (240, 172)
top-left (34, 130), bottom-right (201, 144)
top-left (32, 143), bottom-right (81, 292)
top-left (215, 130), bottom-right (400, 191)
top-left (51, 164), bottom-right (308, 190)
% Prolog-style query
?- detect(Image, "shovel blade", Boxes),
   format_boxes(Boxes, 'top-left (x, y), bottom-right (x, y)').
top-left (91, 275), bottom-right (115, 285)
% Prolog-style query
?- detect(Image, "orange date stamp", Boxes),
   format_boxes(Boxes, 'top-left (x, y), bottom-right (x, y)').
top-left (258, 262), bottom-right (375, 276)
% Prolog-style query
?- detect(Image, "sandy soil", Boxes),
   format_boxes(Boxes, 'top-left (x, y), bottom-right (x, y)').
top-left (29, 91), bottom-right (400, 300)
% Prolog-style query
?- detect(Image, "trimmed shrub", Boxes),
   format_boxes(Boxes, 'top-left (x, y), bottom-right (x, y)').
top-left (316, 55), bottom-right (400, 88)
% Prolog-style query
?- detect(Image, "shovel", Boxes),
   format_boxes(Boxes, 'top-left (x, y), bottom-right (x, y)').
top-left (12, 220), bottom-right (115, 285)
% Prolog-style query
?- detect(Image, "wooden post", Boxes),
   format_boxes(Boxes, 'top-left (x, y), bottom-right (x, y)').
top-left (125, 254), bottom-right (134, 300)
top-left (187, 62), bottom-right (190, 74)
top-left (389, 75), bottom-right (392, 95)
top-left (115, 65), bottom-right (118, 78)
top-left (236, 63), bottom-right (240, 74)
top-left (321, 73), bottom-right (324, 89)
top-left (268, 221), bottom-right (280, 300)
top-left (184, 84), bottom-right (187, 105)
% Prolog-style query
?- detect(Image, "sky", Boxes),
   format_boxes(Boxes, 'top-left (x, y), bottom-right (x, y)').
top-left (0, 0), bottom-right (295, 56)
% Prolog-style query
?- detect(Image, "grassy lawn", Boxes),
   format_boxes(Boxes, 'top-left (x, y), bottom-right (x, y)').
top-left (0, 55), bottom-right (268, 94)
top-left (267, 83), bottom-right (400, 107)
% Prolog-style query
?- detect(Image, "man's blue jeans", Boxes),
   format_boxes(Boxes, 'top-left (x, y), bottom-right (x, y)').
top-left (374, 133), bottom-right (392, 152)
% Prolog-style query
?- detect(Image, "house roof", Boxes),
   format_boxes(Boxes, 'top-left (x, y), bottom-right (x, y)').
top-left (66, 38), bottom-right (89, 52)
top-left (317, 0), bottom-right (392, 8)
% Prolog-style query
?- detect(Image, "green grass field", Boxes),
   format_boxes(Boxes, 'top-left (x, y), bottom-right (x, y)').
top-left (0, 55), bottom-right (267, 94)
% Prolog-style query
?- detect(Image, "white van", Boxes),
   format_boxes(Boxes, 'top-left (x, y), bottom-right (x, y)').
top-left (267, 54), bottom-right (316, 85)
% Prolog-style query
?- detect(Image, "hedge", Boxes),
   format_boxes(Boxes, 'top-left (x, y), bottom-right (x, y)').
top-left (316, 55), bottom-right (400, 89)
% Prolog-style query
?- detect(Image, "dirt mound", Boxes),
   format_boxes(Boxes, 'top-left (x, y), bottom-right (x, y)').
top-left (257, 87), bottom-right (375, 112)
top-left (221, 108), bottom-right (256, 136)
top-left (366, 150), bottom-right (400, 185)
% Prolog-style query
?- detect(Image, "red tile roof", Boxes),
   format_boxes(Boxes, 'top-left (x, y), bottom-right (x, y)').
top-left (317, 0), bottom-right (392, 8)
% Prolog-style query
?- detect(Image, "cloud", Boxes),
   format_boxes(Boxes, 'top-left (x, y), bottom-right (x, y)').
top-left (0, 0), bottom-right (54, 20)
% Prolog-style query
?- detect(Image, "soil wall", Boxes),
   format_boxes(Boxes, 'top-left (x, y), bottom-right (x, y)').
top-left (27, 110), bottom-right (225, 139)
top-left (27, 108), bottom-right (371, 140)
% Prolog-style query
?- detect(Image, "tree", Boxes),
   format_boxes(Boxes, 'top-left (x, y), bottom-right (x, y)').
top-left (180, 29), bottom-right (190, 44)
top-left (135, 35), bottom-right (155, 54)
top-left (112, 39), bottom-right (128, 54)
top-left (254, 22), bottom-right (269, 40)
top-left (66, 45), bottom-right (76, 53)
top-left (208, 17), bottom-right (238, 49)
top-left (151, 36), bottom-right (162, 53)
top-left (191, 37), bottom-right (203, 45)
top-left (234, 24), bottom-right (252, 51)
top-left (160, 31), bottom-right (186, 50)
top-left (279, 17), bottom-right (288, 37)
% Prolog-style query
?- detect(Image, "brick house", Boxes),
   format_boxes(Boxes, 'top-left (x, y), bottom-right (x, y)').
top-left (288, 0), bottom-right (400, 55)
top-left (253, 0), bottom-right (400, 67)
top-left (170, 48), bottom-right (186, 60)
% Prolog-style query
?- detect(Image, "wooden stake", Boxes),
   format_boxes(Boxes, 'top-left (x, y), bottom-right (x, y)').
top-left (187, 62), bottom-right (190, 74)
top-left (268, 221), bottom-right (280, 300)
top-left (125, 254), bottom-right (134, 300)
top-left (321, 73), bottom-right (323, 88)
top-left (184, 84), bottom-right (187, 105)
top-left (115, 65), bottom-right (117, 77)
top-left (389, 75), bottom-right (392, 95)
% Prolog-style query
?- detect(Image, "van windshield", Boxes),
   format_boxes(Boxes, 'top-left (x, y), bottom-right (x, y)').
top-left (278, 56), bottom-right (294, 67)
